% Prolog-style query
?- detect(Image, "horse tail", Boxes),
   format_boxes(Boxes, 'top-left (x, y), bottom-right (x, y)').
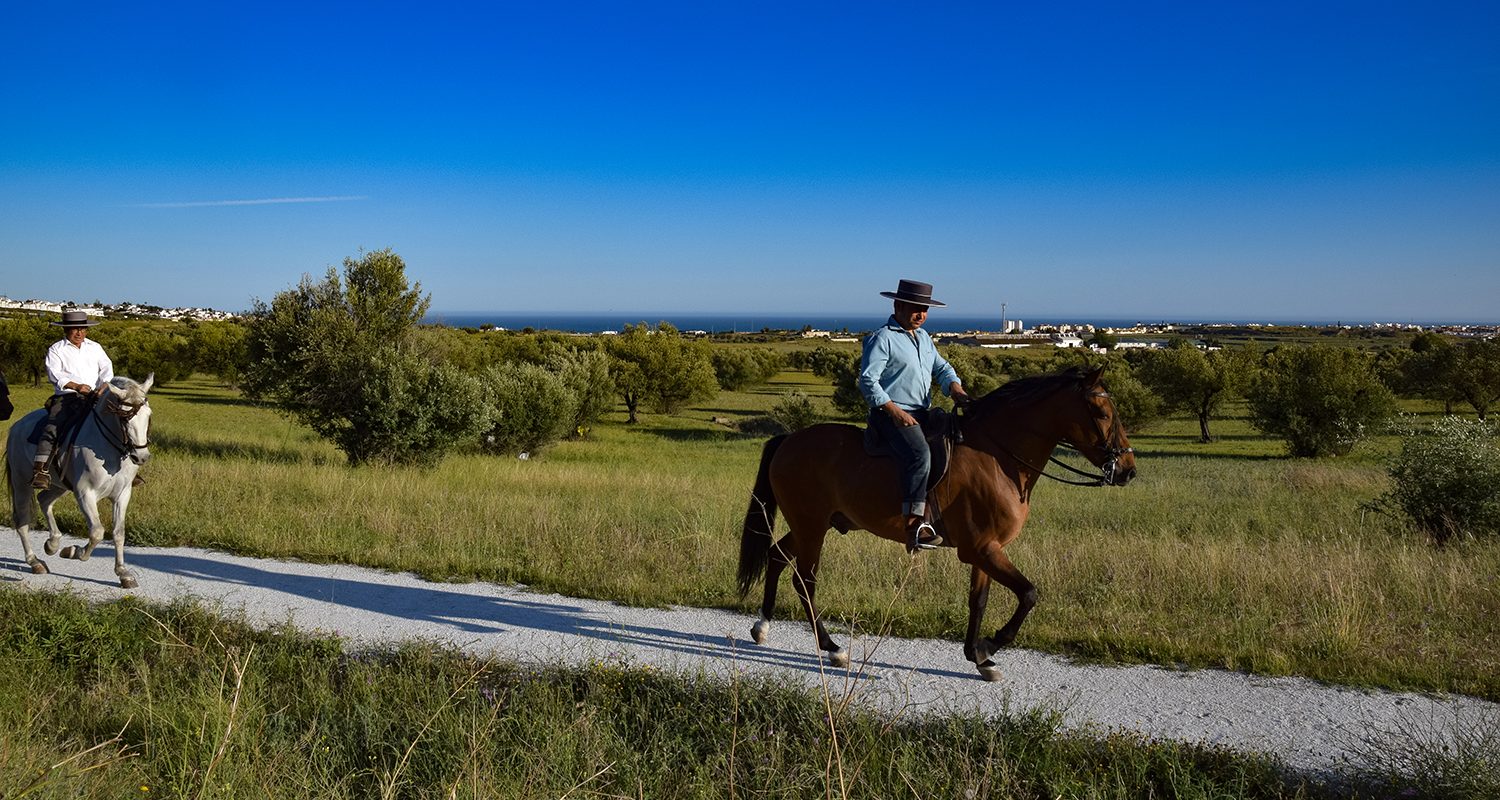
top-left (737, 434), bottom-right (786, 598)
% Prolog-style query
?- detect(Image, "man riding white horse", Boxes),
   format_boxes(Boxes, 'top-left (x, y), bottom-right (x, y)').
top-left (31, 310), bottom-right (142, 489)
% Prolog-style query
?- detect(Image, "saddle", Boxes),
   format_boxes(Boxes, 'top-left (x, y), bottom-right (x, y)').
top-left (858, 407), bottom-right (964, 537)
top-left (27, 395), bottom-right (93, 471)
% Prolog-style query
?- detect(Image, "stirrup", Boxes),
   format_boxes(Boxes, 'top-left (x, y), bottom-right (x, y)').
top-left (31, 467), bottom-right (51, 490)
top-left (907, 521), bottom-right (942, 553)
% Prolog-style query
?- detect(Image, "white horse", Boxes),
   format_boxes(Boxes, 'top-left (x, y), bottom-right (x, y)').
top-left (6, 375), bottom-right (154, 588)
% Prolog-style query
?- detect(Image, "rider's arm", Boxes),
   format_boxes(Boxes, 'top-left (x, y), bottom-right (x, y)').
top-left (857, 332), bottom-right (893, 409)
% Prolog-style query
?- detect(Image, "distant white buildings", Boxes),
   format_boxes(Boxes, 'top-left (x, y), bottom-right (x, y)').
top-left (0, 296), bottom-right (237, 322)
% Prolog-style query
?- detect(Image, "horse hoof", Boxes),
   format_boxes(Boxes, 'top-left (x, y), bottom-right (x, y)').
top-left (119, 576), bottom-right (138, 590)
top-left (59, 545), bottom-right (78, 560)
top-left (977, 661), bottom-right (1003, 682)
top-left (828, 648), bottom-right (851, 669)
top-left (750, 619), bottom-right (769, 645)
top-left (44, 540), bottom-right (60, 556)
top-left (30, 561), bottom-right (48, 575)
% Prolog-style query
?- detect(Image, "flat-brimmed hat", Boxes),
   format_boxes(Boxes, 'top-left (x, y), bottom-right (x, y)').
top-left (51, 310), bottom-right (100, 327)
top-left (879, 279), bottom-right (946, 308)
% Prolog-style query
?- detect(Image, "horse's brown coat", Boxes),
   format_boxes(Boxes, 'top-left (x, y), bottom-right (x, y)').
top-left (738, 366), bottom-right (1135, 677)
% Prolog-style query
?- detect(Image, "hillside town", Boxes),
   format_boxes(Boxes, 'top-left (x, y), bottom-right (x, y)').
top-left (0, 295), bottom-right (238, 322)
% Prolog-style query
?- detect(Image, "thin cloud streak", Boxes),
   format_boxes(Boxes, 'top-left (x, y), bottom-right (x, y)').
top-left (128, 195), bottom-right (368, 208)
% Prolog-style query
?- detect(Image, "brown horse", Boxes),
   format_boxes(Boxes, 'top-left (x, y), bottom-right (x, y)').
top-left (737, 366), bottom-right (1135, 680)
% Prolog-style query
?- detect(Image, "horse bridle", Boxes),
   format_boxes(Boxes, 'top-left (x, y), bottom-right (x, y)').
top-left (964, 386), bottom-right (1133, 487)
top-left (91, 393), bottom-right (151, 460)
top-left (1067, 389), bottom-right (1134, 486)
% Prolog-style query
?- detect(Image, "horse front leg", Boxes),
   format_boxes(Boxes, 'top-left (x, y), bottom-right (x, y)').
top-left (751, 533), bottom-right (795, 645)
top-left (963, 566), bottom-right (1003, 682)
top-left (111, 492), bottom-right (137, 589)
top-left (58, 491), bottom-right (106, 563)
top-left (975, 542), bottom-right (1038, 652)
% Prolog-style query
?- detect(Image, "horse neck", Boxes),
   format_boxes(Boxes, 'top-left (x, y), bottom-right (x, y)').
top-left (965, 400), bottom-right (1070, 478)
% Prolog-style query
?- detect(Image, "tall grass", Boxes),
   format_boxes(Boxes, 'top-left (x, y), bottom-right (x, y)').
top-left (0, 590), bottom-right (1340, 799)
top-left (4, 375), bottom-right (1497, 700)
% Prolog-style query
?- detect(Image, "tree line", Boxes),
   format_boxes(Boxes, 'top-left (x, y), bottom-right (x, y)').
top-left (4, 249), bottom-right (1496, 470)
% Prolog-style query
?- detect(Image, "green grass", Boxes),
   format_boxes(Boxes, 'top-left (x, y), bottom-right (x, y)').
top-left (4, 374), bottom-right (1497, 701)
top-left (0, 589), bottom-right (1351, 799)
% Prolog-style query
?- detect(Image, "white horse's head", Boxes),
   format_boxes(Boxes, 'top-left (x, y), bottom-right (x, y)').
top-left (105, 373), bottom-right (154, 465)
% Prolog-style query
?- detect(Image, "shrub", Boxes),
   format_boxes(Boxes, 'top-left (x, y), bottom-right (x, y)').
top-left (1247, 345), bottom-right (1397, 457)
top-left (479, 361), bottom-right (577, 456)
top-left (544, 345), bottom-right (615, 438)
top-left (1369, 416), bottom-right (1500, 544)
top-left (334, 348), bottom-right (493, 467)
top-left (808, 348), bottom-right (866, 419)
top-left (767, 391), bottom-right (818, 433)
top-left (93, 322), bottom-right (192, 384)
top-left (243, 248), bottom-right (491, 466)
top-left (710, 347), bottom-right (783, 391)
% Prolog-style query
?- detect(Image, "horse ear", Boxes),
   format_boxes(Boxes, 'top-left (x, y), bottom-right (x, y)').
top-left (1084, 365), bottom-right (1106, 387)
top-left (142, 373), bottom-right (155, 393)
top-left (108, 382), bottom-right (127, 398)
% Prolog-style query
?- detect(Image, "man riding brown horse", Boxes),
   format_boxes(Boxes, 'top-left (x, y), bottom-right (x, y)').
top-left (858, 279), bottom-right (971, 552)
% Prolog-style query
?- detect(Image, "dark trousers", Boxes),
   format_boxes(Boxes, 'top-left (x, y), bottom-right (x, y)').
top-left (34, 393), bottom-right (89, 464)
top-left (868, 407), bottom-right (931, 516)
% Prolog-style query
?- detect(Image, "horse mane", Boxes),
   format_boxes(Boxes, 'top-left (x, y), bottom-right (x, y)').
top-left (968, 367), bottom-right (1093, 418)
top-left (108, 376), bottom-right (149, 405)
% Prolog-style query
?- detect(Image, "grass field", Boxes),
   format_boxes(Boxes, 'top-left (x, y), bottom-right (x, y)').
top-left (3, 370), bottom-right (1497, 702)
top-left (2, 590), bottom-right (1346, 800)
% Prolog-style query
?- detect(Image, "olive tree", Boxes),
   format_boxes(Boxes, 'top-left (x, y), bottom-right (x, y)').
top-left (606, 323), bottom-right (718, 422)
top-left (1136, 341), bottom-right (1256, 442)
top-left (1247, 345), bottom-right (1396, 457)
top-left (242, 249), bottom-right (491, 466)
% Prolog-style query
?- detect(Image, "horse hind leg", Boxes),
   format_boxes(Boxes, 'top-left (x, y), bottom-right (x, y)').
top-left (11, 513), bottom-right (48, 575)
top-left (39, 487), bottom-right (67, 556)
top-left (785, 525), bottom-right (849, 668)
top-left (752, 533), bottom-right (797, 644)
top-left (9, 469), bottom-right (49, 574)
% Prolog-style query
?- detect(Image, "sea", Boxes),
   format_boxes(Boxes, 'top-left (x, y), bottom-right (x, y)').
top-left (421, 311), bottom-right (1465, 334)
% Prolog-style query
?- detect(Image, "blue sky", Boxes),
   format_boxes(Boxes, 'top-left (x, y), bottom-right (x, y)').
top-left (2, 1), bottom-right (1497, 322)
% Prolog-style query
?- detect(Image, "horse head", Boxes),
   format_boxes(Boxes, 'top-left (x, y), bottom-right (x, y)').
top-left (965, 366), bottom-right (1136, 486)
top-left (103, 373), bottom-right (154, 466)
top-left (1066, 366), bottom-right (1136, 486)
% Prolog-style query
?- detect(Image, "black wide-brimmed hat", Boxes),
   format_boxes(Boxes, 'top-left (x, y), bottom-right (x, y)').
top-left (879, 279), bottom-right (946, 308)
top-left (51, 310), bottom-right (100, 327)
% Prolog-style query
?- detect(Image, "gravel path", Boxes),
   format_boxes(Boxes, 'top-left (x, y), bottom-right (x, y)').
top-left (4, 529), bottom-right (1496, 778)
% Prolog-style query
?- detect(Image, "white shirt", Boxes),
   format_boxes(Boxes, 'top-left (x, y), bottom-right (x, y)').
top-left (45, 337), bottom-right (114, 396)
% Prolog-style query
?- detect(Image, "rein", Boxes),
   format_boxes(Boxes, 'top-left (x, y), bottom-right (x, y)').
top-left (90, 394), bottom-right (150, 458)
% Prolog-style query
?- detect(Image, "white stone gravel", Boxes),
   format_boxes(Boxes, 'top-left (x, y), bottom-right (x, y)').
top-left (4, 529), bottom-right (1495, 779)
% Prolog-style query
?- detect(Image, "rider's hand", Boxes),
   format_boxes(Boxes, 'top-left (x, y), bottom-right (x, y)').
top-left (953, 393), bottom-right (972, 408)
top-left (889, 406), bottom-right (918, 428)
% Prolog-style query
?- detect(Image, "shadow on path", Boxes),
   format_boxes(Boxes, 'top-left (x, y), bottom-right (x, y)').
top-left (124, 551), bottom-right (957, 682)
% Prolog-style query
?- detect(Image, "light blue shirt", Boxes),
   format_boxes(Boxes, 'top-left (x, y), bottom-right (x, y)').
top-left (858, 316), bottom-right (961, 410)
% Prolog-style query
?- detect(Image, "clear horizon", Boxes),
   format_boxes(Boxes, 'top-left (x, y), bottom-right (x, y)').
top-left (3, 2), bottom-right (1497, 321)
